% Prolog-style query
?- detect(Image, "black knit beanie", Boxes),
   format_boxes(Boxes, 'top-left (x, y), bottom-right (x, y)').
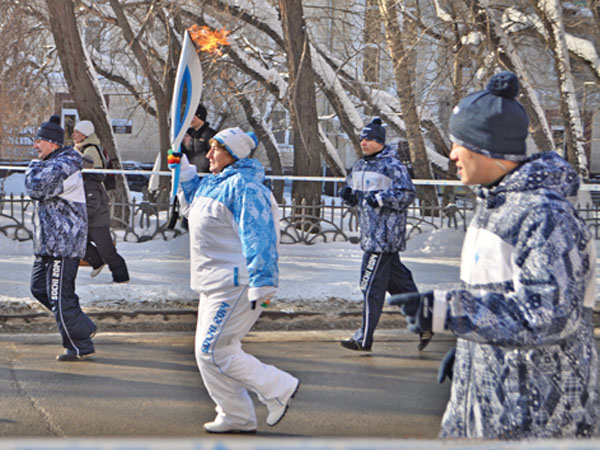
top-left (35, 114), bottom-right (64, 146)
top-left (360, 117), bottom-right (386, 145)
top-left (449, 71), bottom-right (529, 161)
top-left (195, 103), bottom-right (207, 121)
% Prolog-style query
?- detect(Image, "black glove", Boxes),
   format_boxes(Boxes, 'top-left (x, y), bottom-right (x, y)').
top-left (365, 192), bottom-right (380, 208)
top-left (339, 185), bottom-right (358, 206)
top-left (418, 330), bottom-right (434, 351)
top-left (437, 347), bottom-right (456, 384)
top-left (250, 299), bottom-right (271, 310)
top-left (388, 290), bottom-right (434, 334)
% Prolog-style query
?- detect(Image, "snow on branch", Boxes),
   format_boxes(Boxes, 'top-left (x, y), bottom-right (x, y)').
top-left (503, 6), bottom-right (600, 80)
top-left (318, 125), bottom-right (346, 177)
top-left (311, 49), bottom-right (363, 135)
top-left (432, 0), bottom-right (454, 23)
top-left (225, 42), bottom-right (288, 100)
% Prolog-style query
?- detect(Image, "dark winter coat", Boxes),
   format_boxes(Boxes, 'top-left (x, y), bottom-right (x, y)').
top-left (182, 122), bottom-right (217, 173)
top-left (433, 151), bottom-right (599, 439)
top-left (76, 135), bottom-right (111, 228)
top-left (346, 145), bottom-right (416, 253)
top-left (25, 146), bottom-right (88, 259)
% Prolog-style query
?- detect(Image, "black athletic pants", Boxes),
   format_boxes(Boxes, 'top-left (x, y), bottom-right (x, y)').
top-left (352, 252), bottom-right (418, 348)
top-left (84, 226), bottom-right (129, 282)
top-left (30, 256), bottom-right (96, 355)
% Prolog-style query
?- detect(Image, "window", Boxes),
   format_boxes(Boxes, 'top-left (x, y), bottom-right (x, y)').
top-left (112, 119), bottom-right (132, 134)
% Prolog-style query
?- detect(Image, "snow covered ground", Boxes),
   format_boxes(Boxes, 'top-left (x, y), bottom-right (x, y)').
top-left (1, 171), bottom-right (598, 315)
top-left (0, 227), bottom-right (465, 313)
top-left (0, 170), bottom-right (465, 314)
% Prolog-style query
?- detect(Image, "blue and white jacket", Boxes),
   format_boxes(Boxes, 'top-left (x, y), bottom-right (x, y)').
top-left (25, 146), bottom-right (87, 259)
top-left (432, 151), bottom-right (599, 439)
top-left (346, 145), bottom-right (416, 253)
top-left (178, 158), bottom-right (279, 302)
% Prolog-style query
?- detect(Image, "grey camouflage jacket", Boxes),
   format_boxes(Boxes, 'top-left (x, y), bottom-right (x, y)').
top-left (434, 151), bottom-right (599, 439)
top-left (346, 145), bottom-right (416, 253)
top-left (25, 146), bottom-right (88, 259)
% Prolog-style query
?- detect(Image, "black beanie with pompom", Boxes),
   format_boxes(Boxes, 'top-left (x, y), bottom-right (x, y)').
top-left (35, 114), bottom-right (64, 146)
top-left (360, 117), bottom-right (386, 145)
top-left (449, 71), bottom-right (529, 161)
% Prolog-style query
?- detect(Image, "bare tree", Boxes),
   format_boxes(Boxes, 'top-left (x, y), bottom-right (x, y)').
top-left (589, 0), bottom-right (600, 31)
top-left (34, 0), bottom-right (600, 196)
top-left (530, 0), bottom-right (589, 176)
top-left (235, 86), bottom-right (285, 201)
top-left (467, 0), bottom-right (555, 153)
top-left (106, 0), bottom-right (174, 197)
top-left (45, 0), bottom-right (130, 223)
top-left (377, 0), bottom-right (439, 210)
top-left (278, 0), bottom-right (326, 206)
top-left (0, 1), bottom-right (51, 160)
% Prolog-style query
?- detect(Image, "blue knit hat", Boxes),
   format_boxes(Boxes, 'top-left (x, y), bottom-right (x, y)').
top-left (360, 117), bottom-right (386, 145)
top-left (35, 114), bottom-right (64, 146)
top-left (449, 71), bottom-right (529, 161)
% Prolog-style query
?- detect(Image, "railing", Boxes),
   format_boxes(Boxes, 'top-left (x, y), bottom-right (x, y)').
top-left (577, 203), bottom-right (600, 240)
top-left (0, 192), bottom-right (474, 244)
top-left (0, 193), bottom-right (34, 241)
top-left (2, 175), bottom-right (599, 244)
top-left (109, 198), bottom-right (181, 243)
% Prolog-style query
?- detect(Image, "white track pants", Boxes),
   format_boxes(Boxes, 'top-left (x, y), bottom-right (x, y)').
top-left (195, 285), bottom-right (298, 427)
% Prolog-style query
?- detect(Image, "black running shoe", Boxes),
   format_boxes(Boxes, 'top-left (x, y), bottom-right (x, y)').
top-left (340, 338), bottom-right (372, 351)
top-left (56, 350), bottom-right (95, 362)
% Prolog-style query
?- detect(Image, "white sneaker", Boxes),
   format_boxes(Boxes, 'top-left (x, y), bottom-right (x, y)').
top-left (266, 379), bottom-right (300, 426)
top-left (90, 264), bottom-right (106, 278)
top-left (203, 416), bottom-right (256, 434)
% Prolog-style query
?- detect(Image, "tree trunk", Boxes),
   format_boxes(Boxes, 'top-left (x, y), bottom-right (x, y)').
top-left (532, 0), bottom-right (589, 177)
top-left (377, 0), bottom-right (439, 212)
top-left (46, 0), bottom-right (130, 224)
top-left (278, 0), bottom-right (323, 209)
top-left (590, 0), bottom-right (600, 33)
top-left (363, 0), bottom-right (382, 86)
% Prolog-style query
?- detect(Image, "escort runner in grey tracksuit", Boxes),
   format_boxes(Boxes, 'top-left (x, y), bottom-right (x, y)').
top-left (26, 115), bottom-right (96, 360)
top-left (391, 72), bottom-right (599, 439)
top-left (434, 151), bottom-right (599, 438)
top-left (340, 117), bottom-right (418, 351)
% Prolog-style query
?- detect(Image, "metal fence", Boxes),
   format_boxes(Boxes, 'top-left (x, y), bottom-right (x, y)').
top-left (2, 191), bottom-right (599, 244)
top-left (2, 174), bottom-right (600, 244)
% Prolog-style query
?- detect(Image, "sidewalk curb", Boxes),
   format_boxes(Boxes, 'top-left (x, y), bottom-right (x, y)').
top-left (0, 308), bottom-right (393, 333)
top-left (1, 309), bottom-right (600, 335)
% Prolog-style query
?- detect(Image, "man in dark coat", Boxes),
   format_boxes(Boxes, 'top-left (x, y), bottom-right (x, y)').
top-left (169, 103), bottom-right (218, 230)
top-left (338, 117), bottom-right (419, 352)
top-left (182, 103), bottom-right (217, 173)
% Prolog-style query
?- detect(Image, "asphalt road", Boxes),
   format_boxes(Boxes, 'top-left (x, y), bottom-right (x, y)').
top-left (0, 329), bottom-right (455, 439)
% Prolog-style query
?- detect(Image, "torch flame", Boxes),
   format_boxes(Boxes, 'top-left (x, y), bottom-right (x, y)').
top-left (188, 25), bottom-right (231, 56)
